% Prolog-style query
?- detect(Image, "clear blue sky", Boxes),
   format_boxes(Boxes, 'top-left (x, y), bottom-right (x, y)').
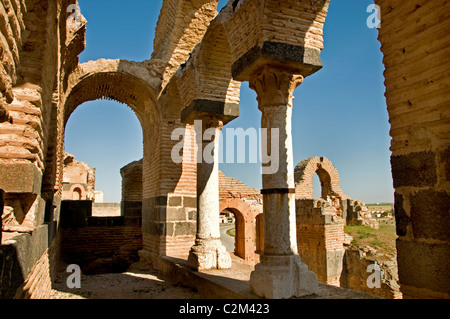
top-left (65, 0), bottom-right (394, 204)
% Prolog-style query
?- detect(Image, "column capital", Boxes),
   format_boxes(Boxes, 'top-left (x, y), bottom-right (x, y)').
top-left (249, 66), bottom-right (304, 108)
top-left (181, 99), bottom-right (239, 125)
top-left (196, 116), bottom-right (224, 132)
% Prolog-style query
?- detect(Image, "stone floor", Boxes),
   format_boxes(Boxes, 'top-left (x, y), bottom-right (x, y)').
top-left (50, 261), bottom-right (202, 299)
top-left (50, 255), bottom-right (379, 299)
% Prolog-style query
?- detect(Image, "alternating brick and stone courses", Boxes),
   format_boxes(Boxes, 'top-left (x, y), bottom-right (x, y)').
top-left (0, 0), bottom-right (448, 299)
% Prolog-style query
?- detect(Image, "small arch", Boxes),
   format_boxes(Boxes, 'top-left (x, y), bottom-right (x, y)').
top-left (196, 22), bottom-right (240, 104)
top-left (219, 197), bottom-right (262, 265)
top-left (294, 156), bottom-right (348, 200)
top-left (68, 184), bottom-right (87, 200)
top-left (55, 60), bottom-right (162, 206)
top-left (72, 187), bottom-right (82, 200)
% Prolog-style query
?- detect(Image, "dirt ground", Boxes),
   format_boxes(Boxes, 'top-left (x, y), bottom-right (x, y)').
top-left (50, 261), bottom-right (202, 299)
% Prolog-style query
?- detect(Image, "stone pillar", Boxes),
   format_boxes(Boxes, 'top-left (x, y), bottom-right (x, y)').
top-left (187, 118), bottom-right (232, 270)
top-left (248, 66), bottom-right (318, 299)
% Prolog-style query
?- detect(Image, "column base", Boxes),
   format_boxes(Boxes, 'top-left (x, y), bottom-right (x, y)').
top-left (187, 238), bottom-right (232, 270)
top-left (250, 254), bottom-right (319, 299)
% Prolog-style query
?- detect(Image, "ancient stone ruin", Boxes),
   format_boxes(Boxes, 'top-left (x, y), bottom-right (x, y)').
top-left (0, 0), bottom-right (449, 300)
top-left (294, 156), bottom-right (400, 298)
top-left (61, 153), bottom-right (96, 201)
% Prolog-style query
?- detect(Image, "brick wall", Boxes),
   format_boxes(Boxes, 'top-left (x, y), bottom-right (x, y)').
top-left (152, 0), bottom-right (219, 88)
top-left (61, 218), bottom-right (142, 275)
top-left (376, 0), bottom-right (450, 299)
top-left (296, 199), bottom-right (345, 286)
top-left (0, 224), bottom-right (57, 299)
top-left (218, 170), bottom-right (262, 201)
top-left (13, 234), bottom-right (61, 299)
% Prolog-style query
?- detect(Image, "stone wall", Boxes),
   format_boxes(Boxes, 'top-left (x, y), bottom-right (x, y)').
top-left (92, 203), bottom-right (121, 217)
top-left (0, 224), bottom-right (58, 299)
top-left (376, 0), bottom-right (450, 299)
top-left (13, 233), bottom-right (61, 299)
top-left (61, 220), bottom-right (142, 275)
top-left (62, 153), bottom-right (96, 201)
top-left (340, 249), bottom-right (402, 299)
top-left (0, 0), bottom-right (448, 299)
top-left (218, 170), bottom-right (262, 202)
top-left (120, 159), bottom-right (142, 221)
top-left (296, 198), bottom-right (345, 286)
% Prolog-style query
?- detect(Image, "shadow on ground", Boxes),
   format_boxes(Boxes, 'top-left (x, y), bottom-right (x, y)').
top-left (50, 261), bottom-right (202, 299)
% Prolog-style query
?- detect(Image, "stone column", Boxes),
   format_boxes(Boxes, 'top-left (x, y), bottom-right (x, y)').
top-left (188, 118), bottom-right (232, 270)
top-left (248, 66), bottom-right (318, 299)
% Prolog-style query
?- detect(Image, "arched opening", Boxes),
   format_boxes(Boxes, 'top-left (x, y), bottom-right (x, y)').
top-left (62, 69), bottom-right (160, 207)
top-left (72, 187), bottom-right (82, 201)
top-left (57, 66), bottom-right (160, 275)
top-left (219, 208), bottom-right (242, 258)
top-left (312, 172), bottom-right (322, 199)
top-left (218, 198), bottom-right (261, 265)
top-left (64, 99), bottom-right (143, 213)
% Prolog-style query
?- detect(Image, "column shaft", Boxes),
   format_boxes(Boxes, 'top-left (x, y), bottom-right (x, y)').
top-left (188, 118), bottom-right (231, 270)
top-left (249, 66), bottom-right (318, 299)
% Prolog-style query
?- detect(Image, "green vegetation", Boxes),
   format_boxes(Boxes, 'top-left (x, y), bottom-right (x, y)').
top-left (226, 227), bottom-right (235, 237)
top-left (344, 224), bottom-right (397, 256)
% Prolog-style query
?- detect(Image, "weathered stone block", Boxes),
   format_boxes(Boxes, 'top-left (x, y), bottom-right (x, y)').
top-left (250, 254), bottom-right (319, 299)
top-left (168, 196), bottom-right (182, 207)
top-left (174, 222), bottom-right (196, 236)
top-left (156, 196), bottom-right (168, 206)
top-left (394, 192), bottom-right (410, 237)
top-left (0, 163), bottom-right (42, 194)
top-left (410, 190), bottom-right (450, 241)
top-left (187, 209), bottom-right (197, 221)
top-left (391, 151), bottom-right (437, 188)
top-left (0, 224), bottom-right (48, 298)
top-left (60, 200), bottom-right (92, 228)
top-left (183, 196), bottom-right (197, 208)
top-left (440, 147), bottom-right (450, 181)
top-left (397, 239), bottom-right (450, 297)
top-left (232, 41), bottom-right (323, 81)
top-left (181, 99), bottom-right (239, 125)
top-left (166, 206), bottom-right (186, 221)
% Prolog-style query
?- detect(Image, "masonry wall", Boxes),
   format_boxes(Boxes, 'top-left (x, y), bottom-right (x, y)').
top-left (340, 249), bottom-right (402, 299)
top-left (218, 170), bottom-right (262, 202)
top-left (296, 199), bottom-right (345, 286)
top-left (92, 203), bottom-right (121, 217)
top-left (120, 159), bottom-right (143, 222)
top-left (13, 233), bottom-right (61, 299)
top-left (0, 224), bottom-right (60, 299)
top-left (141, 119), bottom-right (198, 258)
top-left (61, 220), bottom-right (142, 275)
top-left (376, 0), bottom-right (450, 299)
top-left (0, 0), bottom-right (84, 299)
top-left (59, 200), bottom-right (142, 274)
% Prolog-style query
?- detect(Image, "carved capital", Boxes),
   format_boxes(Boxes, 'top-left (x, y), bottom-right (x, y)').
top-left (197, 117), bottom-right (224, 132)
top-left (249, 66), bottom-right (304, 108)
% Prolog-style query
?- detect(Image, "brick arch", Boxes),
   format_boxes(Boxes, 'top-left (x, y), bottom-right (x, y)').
top-left (55, 59), bottom-right (163, 212)
top-left (63, 60), bottom-right (160, 127)
top-left (219, 197), bottom-right (262, 265)
top-left (68, 184), bottom-right (86, 200)
top-left (195, 22), bottom-right (241, 105)
top-left (294, 156), bottom-right (348, 200)
top-left (175, 19), bottom-right (241, 122)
